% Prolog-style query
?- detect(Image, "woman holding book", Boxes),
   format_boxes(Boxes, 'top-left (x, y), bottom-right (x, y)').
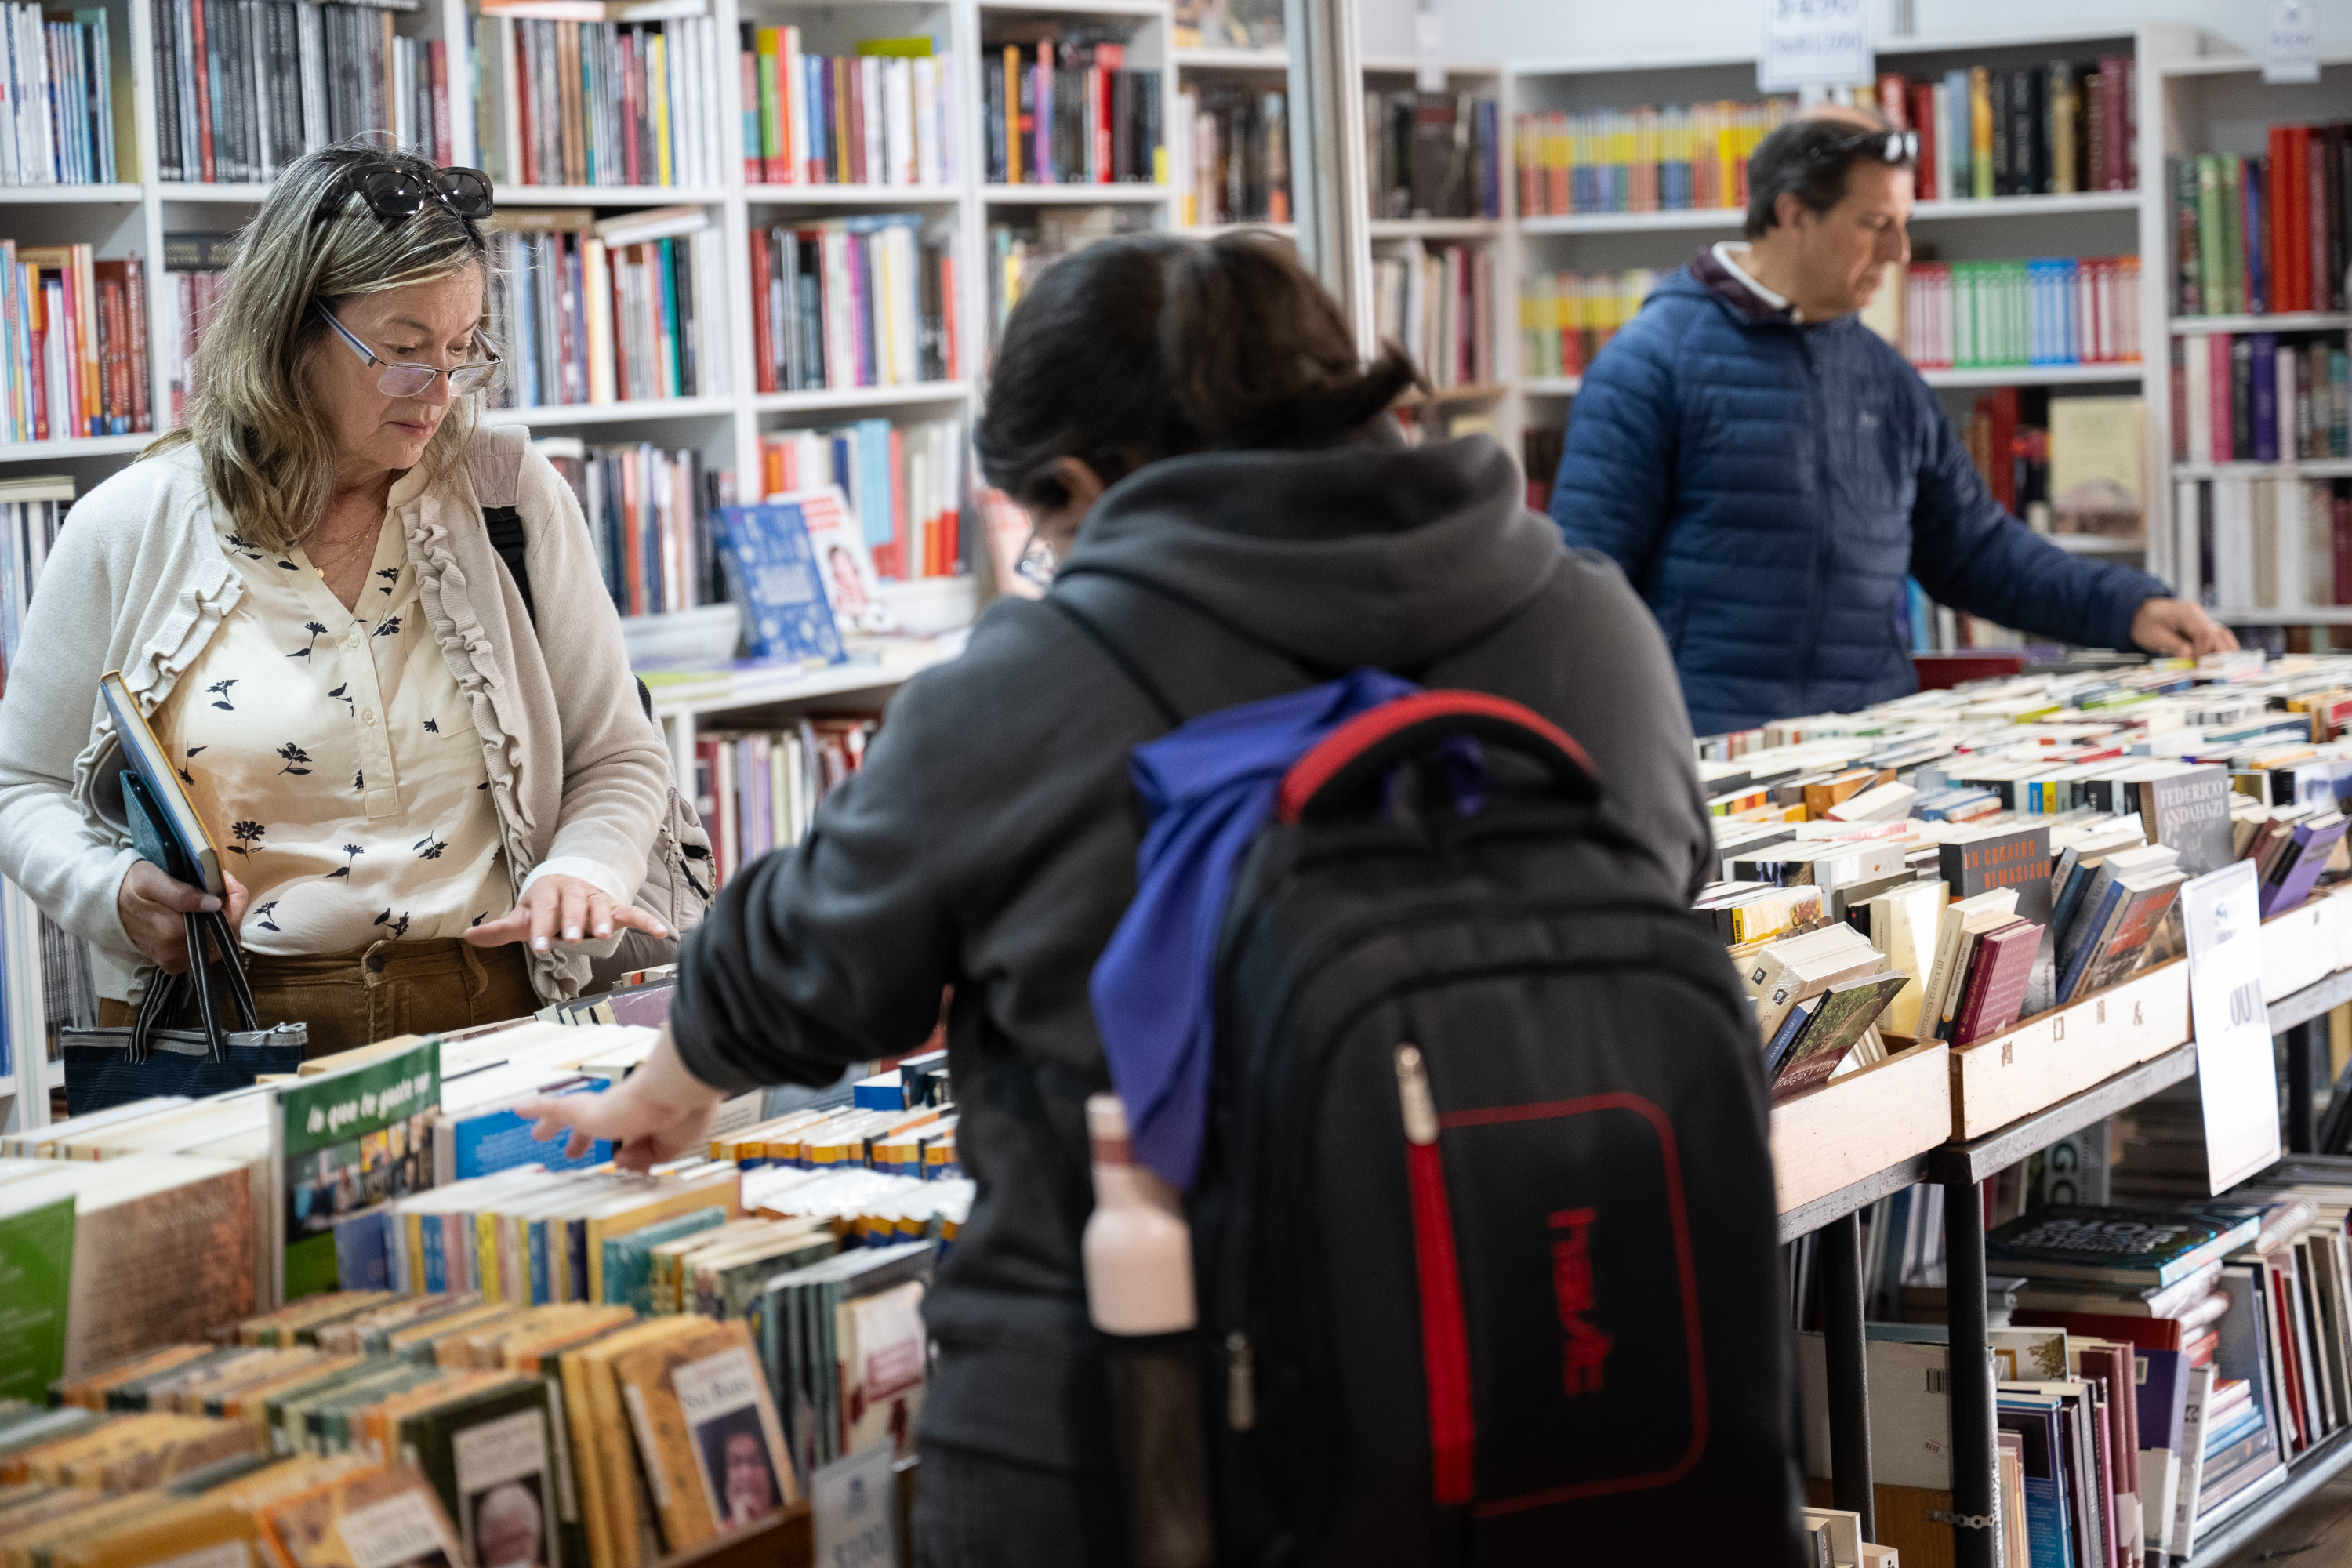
top-left (520, 234), bottom-right (1778, 1559)
top-left (0, 143), bottom-right (691, 1058)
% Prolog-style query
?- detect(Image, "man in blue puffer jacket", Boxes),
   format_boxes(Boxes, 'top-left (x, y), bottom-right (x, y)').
top-left (1551, 108), bottom-right (2235, 738)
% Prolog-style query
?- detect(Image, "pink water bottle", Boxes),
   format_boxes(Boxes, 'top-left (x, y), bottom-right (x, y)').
top-left (1082, 1093), bottom-right (1196, 1334)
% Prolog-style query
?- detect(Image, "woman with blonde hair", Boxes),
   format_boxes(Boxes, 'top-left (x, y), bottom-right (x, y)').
top-left (0, 142), bottom-right (695, 1055)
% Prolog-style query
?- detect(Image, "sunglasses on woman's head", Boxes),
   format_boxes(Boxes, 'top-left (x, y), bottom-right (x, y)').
top-left (1807, 129), bottom-right (1918, 165)
top-left (316, 303), bottom-right (502, 398)
top-left (315, 162), bottom-right (495, 227)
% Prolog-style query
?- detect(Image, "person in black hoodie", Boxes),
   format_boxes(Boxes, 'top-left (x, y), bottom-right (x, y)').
top-left (521, 232), bottom-right (1724, 1561)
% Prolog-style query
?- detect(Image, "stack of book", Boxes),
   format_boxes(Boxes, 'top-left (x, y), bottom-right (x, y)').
top-left (2169, 131), bottom-right (2350, 319)
top-left (2172, 328), bottom-right (2350, 464)
top-left (746, 215), bottom-right (958, 394)
top-left (535, 436), bottom-right (722, 619)
top-left (1173, 82), bottom-right (1290, 227)
top-left (1512, 96), bottom-right (1794, 216)
top-left (1519, 267), bottom-right (1660, 379)
top-left (0, 474), bottom-right (73, 682)
top-left (1874, 56), bottom-right (2139, 201)
top-left (1373, 240), bottom-right (1493, 391)
top-left (1366, 89), bottom-right (1499, 220)
top-left (0, 243), bottom-right (151, 443)
top-left (1, 6), bottom-right (117, 185)
top-left (737, 31), bottom-right (960, 187)
top-left (154, 0), bottom-right (450, 183)
top-left (485, 207), bottom-right (730, 411)
top-left (474, 13), bottom-right (724, 190)
top-left (754, 418), bottom-right (966, 582)
top-left (1898, 256), bottom-right (2143, 372)
top-left (979, 38), bottom-right (1163, 187)
top-left (694, 715), bottom-right (879, 880)
top-left (161, 232), bottom-right (233, 431)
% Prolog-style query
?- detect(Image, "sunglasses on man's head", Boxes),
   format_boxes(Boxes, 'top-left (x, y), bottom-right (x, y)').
top-left (1808, 129), bottom-right (1918, 165)
top-left (316, 162), bottom-right (495, 227)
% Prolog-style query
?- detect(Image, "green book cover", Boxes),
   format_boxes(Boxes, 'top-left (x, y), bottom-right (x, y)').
top-left (0, 1196), bottom-right (75, 1404)
top-left (399, 1379), bottom-right (561, 1568)
top-left (271, 1039), bottom-right (441, 1305)
top-left (699, 1235), bottom-right (837, 1324)
top-left (601, 1208), bottom-right (728, 1313)
top-left (2218, 155), bottom-right (2245, 316)
top-left (2196, 154), bottom-right (2227, 317)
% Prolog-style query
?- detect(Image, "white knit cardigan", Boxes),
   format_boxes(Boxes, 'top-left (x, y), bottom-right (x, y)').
top-left (0, 423), bottom-right (673, 1004)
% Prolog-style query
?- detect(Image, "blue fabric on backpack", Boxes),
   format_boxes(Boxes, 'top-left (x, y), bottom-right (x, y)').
top-left (1091, 667), bottom-right (1428, 1192)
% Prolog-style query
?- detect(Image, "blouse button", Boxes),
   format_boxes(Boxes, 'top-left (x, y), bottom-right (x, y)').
top-left (361, 709), bottom-right (377, 726)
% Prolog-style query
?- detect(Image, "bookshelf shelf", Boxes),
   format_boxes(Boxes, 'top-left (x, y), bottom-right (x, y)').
top-left (751, 382), bottom-right (973, 414)
top-left (2042, 533), bottom-right (2146, 553)
top-left (1172, 45), bottom-right (1287, 70)
top-left (1178, 221), bottom-right (1298, 238)
top-left (1871, 25), bottom-right (2136, 57)
top-left (481, 398), bottom-right (739, 429)
top-left (0, 434), bottom-right (155, 464)
top-left (492, 186), bottom-right (729, 205)
top-left (743, 184), bottom-right (965, 205)
top-left (2175, 459), bottom-right (2352, 481)
top-left (1523, 376), bottom-right (1581, 396)
top-left (645, 647), bottom-right (955, 720)
top-left (1369, 217), bottom-right (1500, 240)
top-left (2172, 312), bottom-right (2352, 336)
top-left (0, 184), bottom-right (144, 205)
top-left (2212, 607), bottom-right (2352, 625)
top-left (2155, 50), bottom-right (2352, 78)
top-left (1909, 191), bottom-right (2141, 220)
top-left (980, 183), bottom-right (1171, 204)
top-left (1918, 364), bottom-right (2145, 389)
top-left (1519, 207), bottom-right (1740, 235)
top-left (155, 183), bottom-right (278, 202)
top-left (1360, 56), bottom-right (1501, 77)
top-left (976, 0), bottom-right (1165, 14)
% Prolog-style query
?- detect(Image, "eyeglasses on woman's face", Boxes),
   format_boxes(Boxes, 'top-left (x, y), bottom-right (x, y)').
top-left (316, 303), bottom-right (502, 398)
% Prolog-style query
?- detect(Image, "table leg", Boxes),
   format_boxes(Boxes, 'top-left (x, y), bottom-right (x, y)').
top-left (1820, 1210), bottom-right (1876, 1540)
top-left (2287, 1020), bottom-right (2318, 1155)
top-left (1942, 1177), bottom-right (2000, 1568)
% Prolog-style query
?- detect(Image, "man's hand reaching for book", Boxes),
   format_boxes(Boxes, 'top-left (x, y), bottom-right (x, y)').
top-left (117, 861), bottom-right (249, 973)
top-left (520, 1025), bottom-right (729, 1173)
top-left (2130, 597), bottom-right (2239, 659)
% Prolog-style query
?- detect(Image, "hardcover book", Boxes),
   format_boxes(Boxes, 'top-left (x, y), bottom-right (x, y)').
top-left (2140, 764), bottom-right (2235, 877)
top-left (1951, 918), bottom-right (2042, 1047)
top-left (1940, 823), bottom-right (2054, 923)
top-left (713, 503), bottom-right (848, 667)
top-left (1988, 1207), bottom-right (2264, 1288)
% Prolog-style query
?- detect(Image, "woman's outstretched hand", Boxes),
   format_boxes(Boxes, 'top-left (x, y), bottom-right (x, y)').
top-left (517, 1025), bottom-right (729, 1173)
top-left (464, 872), bottom-right (669, 954)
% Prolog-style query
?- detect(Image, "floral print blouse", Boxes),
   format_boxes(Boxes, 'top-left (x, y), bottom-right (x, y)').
top-left (156, 471), bottom-right (515, 956)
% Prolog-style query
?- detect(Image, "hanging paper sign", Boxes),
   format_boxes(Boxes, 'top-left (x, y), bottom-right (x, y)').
top-left (1759, 0), bottom-right (1874, 93)
top-left (2183, 862), bottom-right (2282, 1194)
top-left (1414, 12), bottom-right (1446, 93)
top-left (2265, 0), bottom-right (2321, 83)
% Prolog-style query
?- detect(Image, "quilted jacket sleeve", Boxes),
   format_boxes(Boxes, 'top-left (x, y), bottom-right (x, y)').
top-left (1546, 307), bottom-right (1683, 592)
top-left (1907, 392), bottom-right (2172, 651)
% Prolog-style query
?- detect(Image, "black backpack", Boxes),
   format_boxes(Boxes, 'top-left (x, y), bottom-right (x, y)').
top-left (1056, 580), bottom-right (1806, 1565)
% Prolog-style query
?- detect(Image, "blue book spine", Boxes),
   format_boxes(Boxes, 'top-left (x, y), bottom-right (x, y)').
top-left (568, 1217), bottom-right (589, 1302)
top-left (528, 1220), bottom-right (549, 1306)
top-left (2056, 880), bottom-right (2127, 1003)
top-left (2252, 332), bottom-right (2280, 463)
top-left (420, 1214), bottom-right (446, 1294)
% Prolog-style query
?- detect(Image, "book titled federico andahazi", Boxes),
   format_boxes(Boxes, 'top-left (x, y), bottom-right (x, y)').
top-left (717, 503), bottom-right (848, 667)
top-left (272, 1039), bottom-right (441, 1305)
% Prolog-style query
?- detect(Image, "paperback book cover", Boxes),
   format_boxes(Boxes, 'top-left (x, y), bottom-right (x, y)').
top-left (270, 1041), bottom-right (442, 1305)
top-left (0, 1192), bottom-right (75, 1403)
top-left (257, 1462), bottom-right (466, 1568)
top-left (1940, 823), bottom-right (2055, 922)
top-left (1989, 1207), bottom-right (2264, 1288)
top-left (2140, 765), bottom-right (2234, 877)
top-left (1769, 972), bottom-right (1906, 1100)
top-left (612, 1318), bottom-right (797, 1553)
top-left (715, 503), bottom-right (847, 667)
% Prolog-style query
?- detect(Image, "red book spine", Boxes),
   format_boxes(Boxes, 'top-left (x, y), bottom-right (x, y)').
top-left (101, 278), bottom-right (126, 434)
top-left (1989, 387), bottom-right (2020, 512)
top-left (747, 227), bottom-right (771, 393)
top-left (1911, 82), bottom-right (1936, 201)
top-left (1876, 73), bottom-right (1907, 129)
top-left (2336, 492), bottom-right (2352, 607)
top-left (514, 27), bottom-right (535, 187)
top-left (889, 423), bottom-right (908, 576)
top-left (2311, 128), bottom-right (2332, 320)
top-left (431, 41), bottom-right (451, 166)
top-left (191, 0), bottom-right (214, 182)
top-left (938, 252), bottom-right (958, 383)
top-left (2269, 126), bottom-right (2292, 314)
top-left (2209, 334), bottom-right (2233, 463)
top-left (2100, 56), bottom-right (2125, 190)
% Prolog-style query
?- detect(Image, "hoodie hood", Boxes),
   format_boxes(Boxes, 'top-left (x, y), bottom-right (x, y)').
top-left (1053, 429), bottom-right (1563, 674)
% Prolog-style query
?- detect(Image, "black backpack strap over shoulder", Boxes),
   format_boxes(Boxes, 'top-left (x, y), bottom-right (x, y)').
top-left (484, 506), bottom-right (536, 626)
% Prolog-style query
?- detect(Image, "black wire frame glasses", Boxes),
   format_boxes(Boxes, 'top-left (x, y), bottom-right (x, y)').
top-left (314, 161), bottom-right (495, 228)
top-left (1808, 128), bottom-right (1919, 166)
top-left (315, 303), bottom-right (503, 398)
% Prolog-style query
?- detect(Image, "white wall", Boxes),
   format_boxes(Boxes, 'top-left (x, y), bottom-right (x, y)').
top-left (1408, 0), bottom-right (2352, 70)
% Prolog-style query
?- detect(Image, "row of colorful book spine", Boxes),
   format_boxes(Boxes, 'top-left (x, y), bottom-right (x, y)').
top-left (979, 38), bottom-right (1163, 187)
top-left (2183, 474), bottom-right (2352, 610)
top-left (153, 0), bottom-right (448, 184)
top-left (1372, 241), bottom-right (1494, 390)
top-left (1519, 268), bottom-right (1660, 380)
top-left (755, 416), bottom-right (965, 582)
top-left (1900, 257), bottom-right (2143, 372)
top-left (471, 14), bottom-right (723, 191)
top-left (539, 437), bottom-right (721, 619)
top-left (1511, 98), bottom-right (1793, 217)
top-left (0, 242), bottom-right (151, 444)
top-left (1367, 88), bottom-right (1498, 220)
top-left (695, 717), bottom-right (871, 882)
top-left (2, 5), bottom-right (116, 185)
top-left (1173, 82), bottom-right (1290, 227)
top-left (1875, 56), bottom-right (2138, 203)
top-left (747, 216), bottom-right (957, 396)
top-left (483, 209), bottom-right (730, 410)
top-left (2172, 330), bottom-right (2352, 465)
top-left (2169, 133), bottom-right (2351, 320)
top-left (736, 30), bottom-right (958, 187)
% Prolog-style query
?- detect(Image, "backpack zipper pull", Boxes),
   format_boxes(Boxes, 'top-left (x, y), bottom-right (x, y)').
top-left (1226, 1331), bottom-right (1256, 1432)
top-left (1395, 1044), bottom-right (1439, 1145)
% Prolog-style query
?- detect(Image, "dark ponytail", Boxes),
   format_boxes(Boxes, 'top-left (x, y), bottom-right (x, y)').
top-left (974, 230), bottom-right (1422, 512)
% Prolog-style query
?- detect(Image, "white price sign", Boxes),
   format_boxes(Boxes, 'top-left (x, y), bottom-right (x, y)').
top-left (812, 1443), bottom-right (898, 1568)
top-left (2183, 862), bottom-right (2282, 1194)
top-left (2266, 0), bottom-right (2321, 82)
top-left (1759, 0), bottom-right (1874, 93)
top-left (1414, 12), bottom-right (1446, 93)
